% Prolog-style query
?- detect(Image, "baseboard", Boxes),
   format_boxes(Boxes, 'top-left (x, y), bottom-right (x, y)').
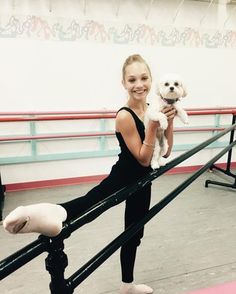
top-left (5, 162), bottom-right (236, 192)
top-left (166, 162), bottom-right (236, 175)
top-left (5, 175), bottom-right (107, 192)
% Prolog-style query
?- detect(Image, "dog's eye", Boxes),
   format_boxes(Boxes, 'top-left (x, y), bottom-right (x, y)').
top-left (174, 82), bottom-right (179, 86)
top-left (164, 82), bottom-right (169, 87)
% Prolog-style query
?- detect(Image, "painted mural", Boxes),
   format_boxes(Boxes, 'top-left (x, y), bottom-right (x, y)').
top-left (0, 15), bottom-right (236, 48)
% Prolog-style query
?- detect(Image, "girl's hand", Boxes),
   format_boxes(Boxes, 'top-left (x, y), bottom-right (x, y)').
top-left (162, 106), bottom-right (176, 121)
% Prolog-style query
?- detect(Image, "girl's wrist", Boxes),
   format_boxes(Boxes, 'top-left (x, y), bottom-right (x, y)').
top-left (143, 141), bottom-right (155, 148)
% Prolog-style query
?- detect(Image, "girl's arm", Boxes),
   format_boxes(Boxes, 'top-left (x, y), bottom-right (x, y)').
top-left (116, 110), bottom-right (159, 166)
top-left (116, 106), bottom-right (176, 167)
top-left (143, 106), bottom-right (175, 160)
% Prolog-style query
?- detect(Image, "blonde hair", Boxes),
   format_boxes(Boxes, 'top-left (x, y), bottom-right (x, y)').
top-left (122, 54), bottom-right (152, 80)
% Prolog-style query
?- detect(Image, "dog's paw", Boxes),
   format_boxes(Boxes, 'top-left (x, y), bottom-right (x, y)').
top-left (183, 117), bottom-right (189, 125)
top-left (178, 111), bottom-right (189, 125)
top-left (181, 113), bottom-right (189, 124)
top-left (158, 157), bottom-right (168, 166)
top-left (151, 160), bottom-right (160, 170)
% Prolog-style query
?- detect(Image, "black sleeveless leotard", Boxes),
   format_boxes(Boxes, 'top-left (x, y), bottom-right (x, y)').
top-left (114, 107), bottom-right (152, 180)
top-left (62, 106), bottom-right (152, 219)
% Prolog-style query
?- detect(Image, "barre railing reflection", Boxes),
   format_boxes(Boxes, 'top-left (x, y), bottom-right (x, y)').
top-left (0, 108), bottom-right (235, 142)
top-left (0, 108), bottom-right (235, 168)
top-left (0, 122), bottom-right (235, 293)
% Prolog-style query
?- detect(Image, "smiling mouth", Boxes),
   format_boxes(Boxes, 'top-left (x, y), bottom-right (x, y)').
top-left (135, 90), bottom-right (146, 94)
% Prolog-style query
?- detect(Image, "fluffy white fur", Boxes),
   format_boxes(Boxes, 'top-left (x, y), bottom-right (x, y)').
top-left (145, 73), bottom-right (189, 169)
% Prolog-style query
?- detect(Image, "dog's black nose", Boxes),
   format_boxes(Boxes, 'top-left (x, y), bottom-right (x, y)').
top-left (170, 86), bottom-right (174, 91)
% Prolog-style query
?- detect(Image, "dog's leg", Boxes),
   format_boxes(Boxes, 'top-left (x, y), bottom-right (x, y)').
top-left (175, 103), bottom-right (189, 124)
top-left (158, 137), bottom-right (169, 166)
top-left (151, 140), bottom-right (161, 169)
top-left (160, 136), bottom-right (169, 156)
top-left (158, 156), bottom-right (168, 166)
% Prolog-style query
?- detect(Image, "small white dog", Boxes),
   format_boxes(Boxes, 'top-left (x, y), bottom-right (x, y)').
top-left (145, 73), bottom-right (189, 169)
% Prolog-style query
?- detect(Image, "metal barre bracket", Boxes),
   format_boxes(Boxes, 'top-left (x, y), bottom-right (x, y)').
top-left (205, 114), bottom-right (236, 190)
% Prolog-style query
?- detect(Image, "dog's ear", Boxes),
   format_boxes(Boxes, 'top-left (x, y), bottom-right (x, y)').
top-left (156, 82), bottom-right (161, 96)
top-left (156, 87), bottom-right (161, 96)
top-left (181, 83), bottom-right (187, 97)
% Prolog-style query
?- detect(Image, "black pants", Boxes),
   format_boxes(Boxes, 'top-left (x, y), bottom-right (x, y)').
top-left (60, 166), bottom-right (151, 283)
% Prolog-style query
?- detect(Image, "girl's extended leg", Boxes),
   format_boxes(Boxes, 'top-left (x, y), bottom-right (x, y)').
top-left (3, 169), bottom-right (125, 237)
top-left (3, 186), bottom-right (106, 237)
top-left (3, 185), bottom-right (108, 237)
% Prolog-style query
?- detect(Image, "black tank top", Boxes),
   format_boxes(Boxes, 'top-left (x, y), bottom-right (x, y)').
top-left (114, 107), bottom-right (152, 179)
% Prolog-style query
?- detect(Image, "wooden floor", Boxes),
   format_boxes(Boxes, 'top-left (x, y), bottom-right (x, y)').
top-left (0, 169), bottom-right (236, 294)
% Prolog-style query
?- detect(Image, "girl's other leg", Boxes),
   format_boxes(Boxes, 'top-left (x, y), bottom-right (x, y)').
top-left (120, 185), bottom-right (153, 294)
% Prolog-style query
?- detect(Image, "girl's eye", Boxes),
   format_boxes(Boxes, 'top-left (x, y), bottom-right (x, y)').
top-left (128, 79), bottom-right (136, 83)
top-left (174, 82), bottom-right (179, 86)
top-left (142, 76), bottom-right (148, 81)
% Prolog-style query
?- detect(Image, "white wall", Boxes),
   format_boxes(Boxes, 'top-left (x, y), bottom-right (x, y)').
top-left (1, 39), bottom-right (236, 111)
top-left (0, 0), bottom-right (235, 185)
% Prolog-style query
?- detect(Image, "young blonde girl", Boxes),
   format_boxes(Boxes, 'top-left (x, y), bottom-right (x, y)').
top-left (4, 54), bottom-right (176, 294)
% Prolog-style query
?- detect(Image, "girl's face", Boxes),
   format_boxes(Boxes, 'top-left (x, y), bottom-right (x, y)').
top-left (122, 61), bottom-right (152, 102)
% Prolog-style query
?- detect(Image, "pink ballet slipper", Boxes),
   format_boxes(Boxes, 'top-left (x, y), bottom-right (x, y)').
top-left (3, 203), bottom-right (67, 237)
top-left (120, 282), bottom-right (153, 294)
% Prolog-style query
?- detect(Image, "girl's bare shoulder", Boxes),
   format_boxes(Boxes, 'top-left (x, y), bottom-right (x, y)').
top-left (116, 108), bottom-right (135, 131)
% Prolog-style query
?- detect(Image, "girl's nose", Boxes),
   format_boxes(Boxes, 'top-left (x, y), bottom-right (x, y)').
top-left (136, 79), bottom-right (143, 87)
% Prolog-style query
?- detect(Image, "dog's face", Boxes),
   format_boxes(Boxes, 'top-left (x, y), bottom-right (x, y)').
top-left (157, 74), bottom-right (187, 100)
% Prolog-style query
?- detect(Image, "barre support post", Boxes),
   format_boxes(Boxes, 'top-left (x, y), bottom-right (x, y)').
top-left (45, 236), bottom-right (72, 294)
top-left (205, 114), bottom-right (236, 189)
